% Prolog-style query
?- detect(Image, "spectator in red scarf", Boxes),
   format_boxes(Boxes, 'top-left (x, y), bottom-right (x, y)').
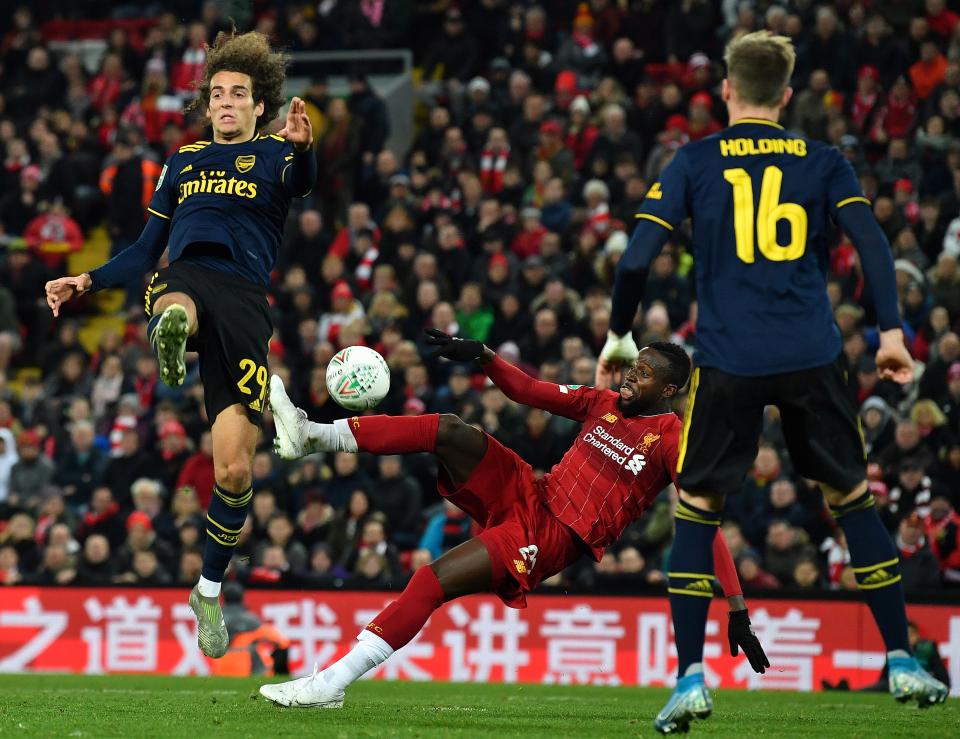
top-left (87, 52), bottom-right (126, 113)
top-left (852, 66), bottom-right (882, 134)
top-left (566, 96), bottom-right (599, 171)
top-left (871, 76), bottom-right (917, 142)
top-left (479, 127), bottom-right (510, 194)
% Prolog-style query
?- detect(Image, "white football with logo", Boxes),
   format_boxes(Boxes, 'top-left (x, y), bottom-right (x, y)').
top-left (326, 346), bottom-right (391, 411)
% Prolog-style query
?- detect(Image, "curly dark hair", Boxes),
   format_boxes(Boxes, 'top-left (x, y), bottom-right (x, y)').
top-left (188, 31), bottom-right (288, 131)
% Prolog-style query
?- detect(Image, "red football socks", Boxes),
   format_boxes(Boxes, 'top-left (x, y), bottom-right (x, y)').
top-left (349, 414), bottom-right (440, 455)
top-left (365, 565), bottom-right (446, 650)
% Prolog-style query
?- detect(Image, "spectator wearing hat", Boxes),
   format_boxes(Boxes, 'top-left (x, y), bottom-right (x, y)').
top-left (852, 66), bottom-right (882, 135)
top-left (6, 429), bottom-right (53, 508)
top-left (531, 119), bottom-right (574, 185)
top-left (861, 396), bottom-right (898, 459)
top-left (318, 281), bottom-right (366, 347)
top-left (566, 95), bottom-right (599, 171)
top-left (120, 506), bottom-right (175, 574)
top-left (687, 91), bottom-right (721, 140)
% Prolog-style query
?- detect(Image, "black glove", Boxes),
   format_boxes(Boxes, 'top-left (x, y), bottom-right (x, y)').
top-left (729, 609), bottom-right (769, 674)
top-left (423, 328), bottom-right (485, 362)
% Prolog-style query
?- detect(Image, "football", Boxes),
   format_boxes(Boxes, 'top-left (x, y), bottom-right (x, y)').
top-left (326, 345), bottom-right (391, 411)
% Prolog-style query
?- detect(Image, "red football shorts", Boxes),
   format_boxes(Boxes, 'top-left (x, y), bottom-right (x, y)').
top-left (437, 433), bottom-right (587, 608)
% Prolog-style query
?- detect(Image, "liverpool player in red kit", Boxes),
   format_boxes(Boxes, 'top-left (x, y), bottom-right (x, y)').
top-left (260, 331), bottom-right (767, 708)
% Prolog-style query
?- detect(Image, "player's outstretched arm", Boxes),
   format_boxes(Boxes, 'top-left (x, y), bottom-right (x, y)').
top-left (44, 214), bottom-right (170, 317)
top-left (712, 530), bottom-right (769, 674)
top-left (424, 328), bottom-right (593, 421)
top-left (277, 97), bottom-right (316, 197)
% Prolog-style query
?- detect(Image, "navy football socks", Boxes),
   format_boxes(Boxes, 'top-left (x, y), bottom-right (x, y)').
top-left (830, 491), bottom-right (910, 653)
top-left (668, 500), bottom-right (722, 677)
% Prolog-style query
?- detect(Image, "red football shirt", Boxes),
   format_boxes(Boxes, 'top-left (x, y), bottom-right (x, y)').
top-left (484, 356), bottom-right (741, 597)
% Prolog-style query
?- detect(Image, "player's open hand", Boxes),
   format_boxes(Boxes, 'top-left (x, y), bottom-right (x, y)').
top-left (728, 608), bottom-right (769, 674)
top-left (423, 328), bottom-right (484, 362)
top-left (277, 97), bottom-right (313, 152)
top-left (45, 274), bottom-right (91, 317)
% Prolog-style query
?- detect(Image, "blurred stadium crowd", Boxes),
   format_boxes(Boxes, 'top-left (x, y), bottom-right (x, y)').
top-left (0, 0), bottom-right (959, 597)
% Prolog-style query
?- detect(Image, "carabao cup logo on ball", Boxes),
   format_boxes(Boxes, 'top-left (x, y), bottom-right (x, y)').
top-left (326, 346), bottom-right (391, 411)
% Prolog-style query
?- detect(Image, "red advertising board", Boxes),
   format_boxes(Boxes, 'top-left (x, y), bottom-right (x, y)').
top-left (1, 587), bottom-right (957, 694)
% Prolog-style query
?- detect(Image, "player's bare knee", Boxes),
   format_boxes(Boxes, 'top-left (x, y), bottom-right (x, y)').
top-left (679, 489), bottom-right (725, 513)
top-left (821, 480), bottom-right (868, 507)
top-left (217, 460), bottom-right (253, 493)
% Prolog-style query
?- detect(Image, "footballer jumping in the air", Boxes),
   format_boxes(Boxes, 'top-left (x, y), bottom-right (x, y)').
top-left (259, 331), bottom-right (768, 709)
top-left (598, 30), bottom-right (949, 734)
top-left (44, 32), bottom-right (316, 658)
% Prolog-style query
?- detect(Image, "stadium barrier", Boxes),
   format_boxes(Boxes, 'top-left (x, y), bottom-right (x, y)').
top-left (1, 587), bottom-right (957, 695)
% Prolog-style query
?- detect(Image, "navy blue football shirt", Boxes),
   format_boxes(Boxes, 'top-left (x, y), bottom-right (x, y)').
top-left (633, 119), bottom-right (871, 376)
top-left (147, 133), bottom-right (301, 286)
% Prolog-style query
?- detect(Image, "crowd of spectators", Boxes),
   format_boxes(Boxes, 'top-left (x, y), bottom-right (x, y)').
top-left (0, 1), bottom-right (959, 597)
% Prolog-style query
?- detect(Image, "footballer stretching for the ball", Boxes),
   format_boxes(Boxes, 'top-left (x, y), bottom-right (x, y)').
top-left (44, 32), bottom-right (316, 660)
top-left (259, 331), bottom-right (768, 709)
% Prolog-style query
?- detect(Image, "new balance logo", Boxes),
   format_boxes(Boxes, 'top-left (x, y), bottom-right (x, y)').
top-left (602, 413), bottom-right (618, 423)
top-left (513, 559), bottom-right (527, 574)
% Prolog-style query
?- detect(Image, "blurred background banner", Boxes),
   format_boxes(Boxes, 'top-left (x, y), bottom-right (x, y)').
top-left (1, 586), bottom-right (956, 695)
